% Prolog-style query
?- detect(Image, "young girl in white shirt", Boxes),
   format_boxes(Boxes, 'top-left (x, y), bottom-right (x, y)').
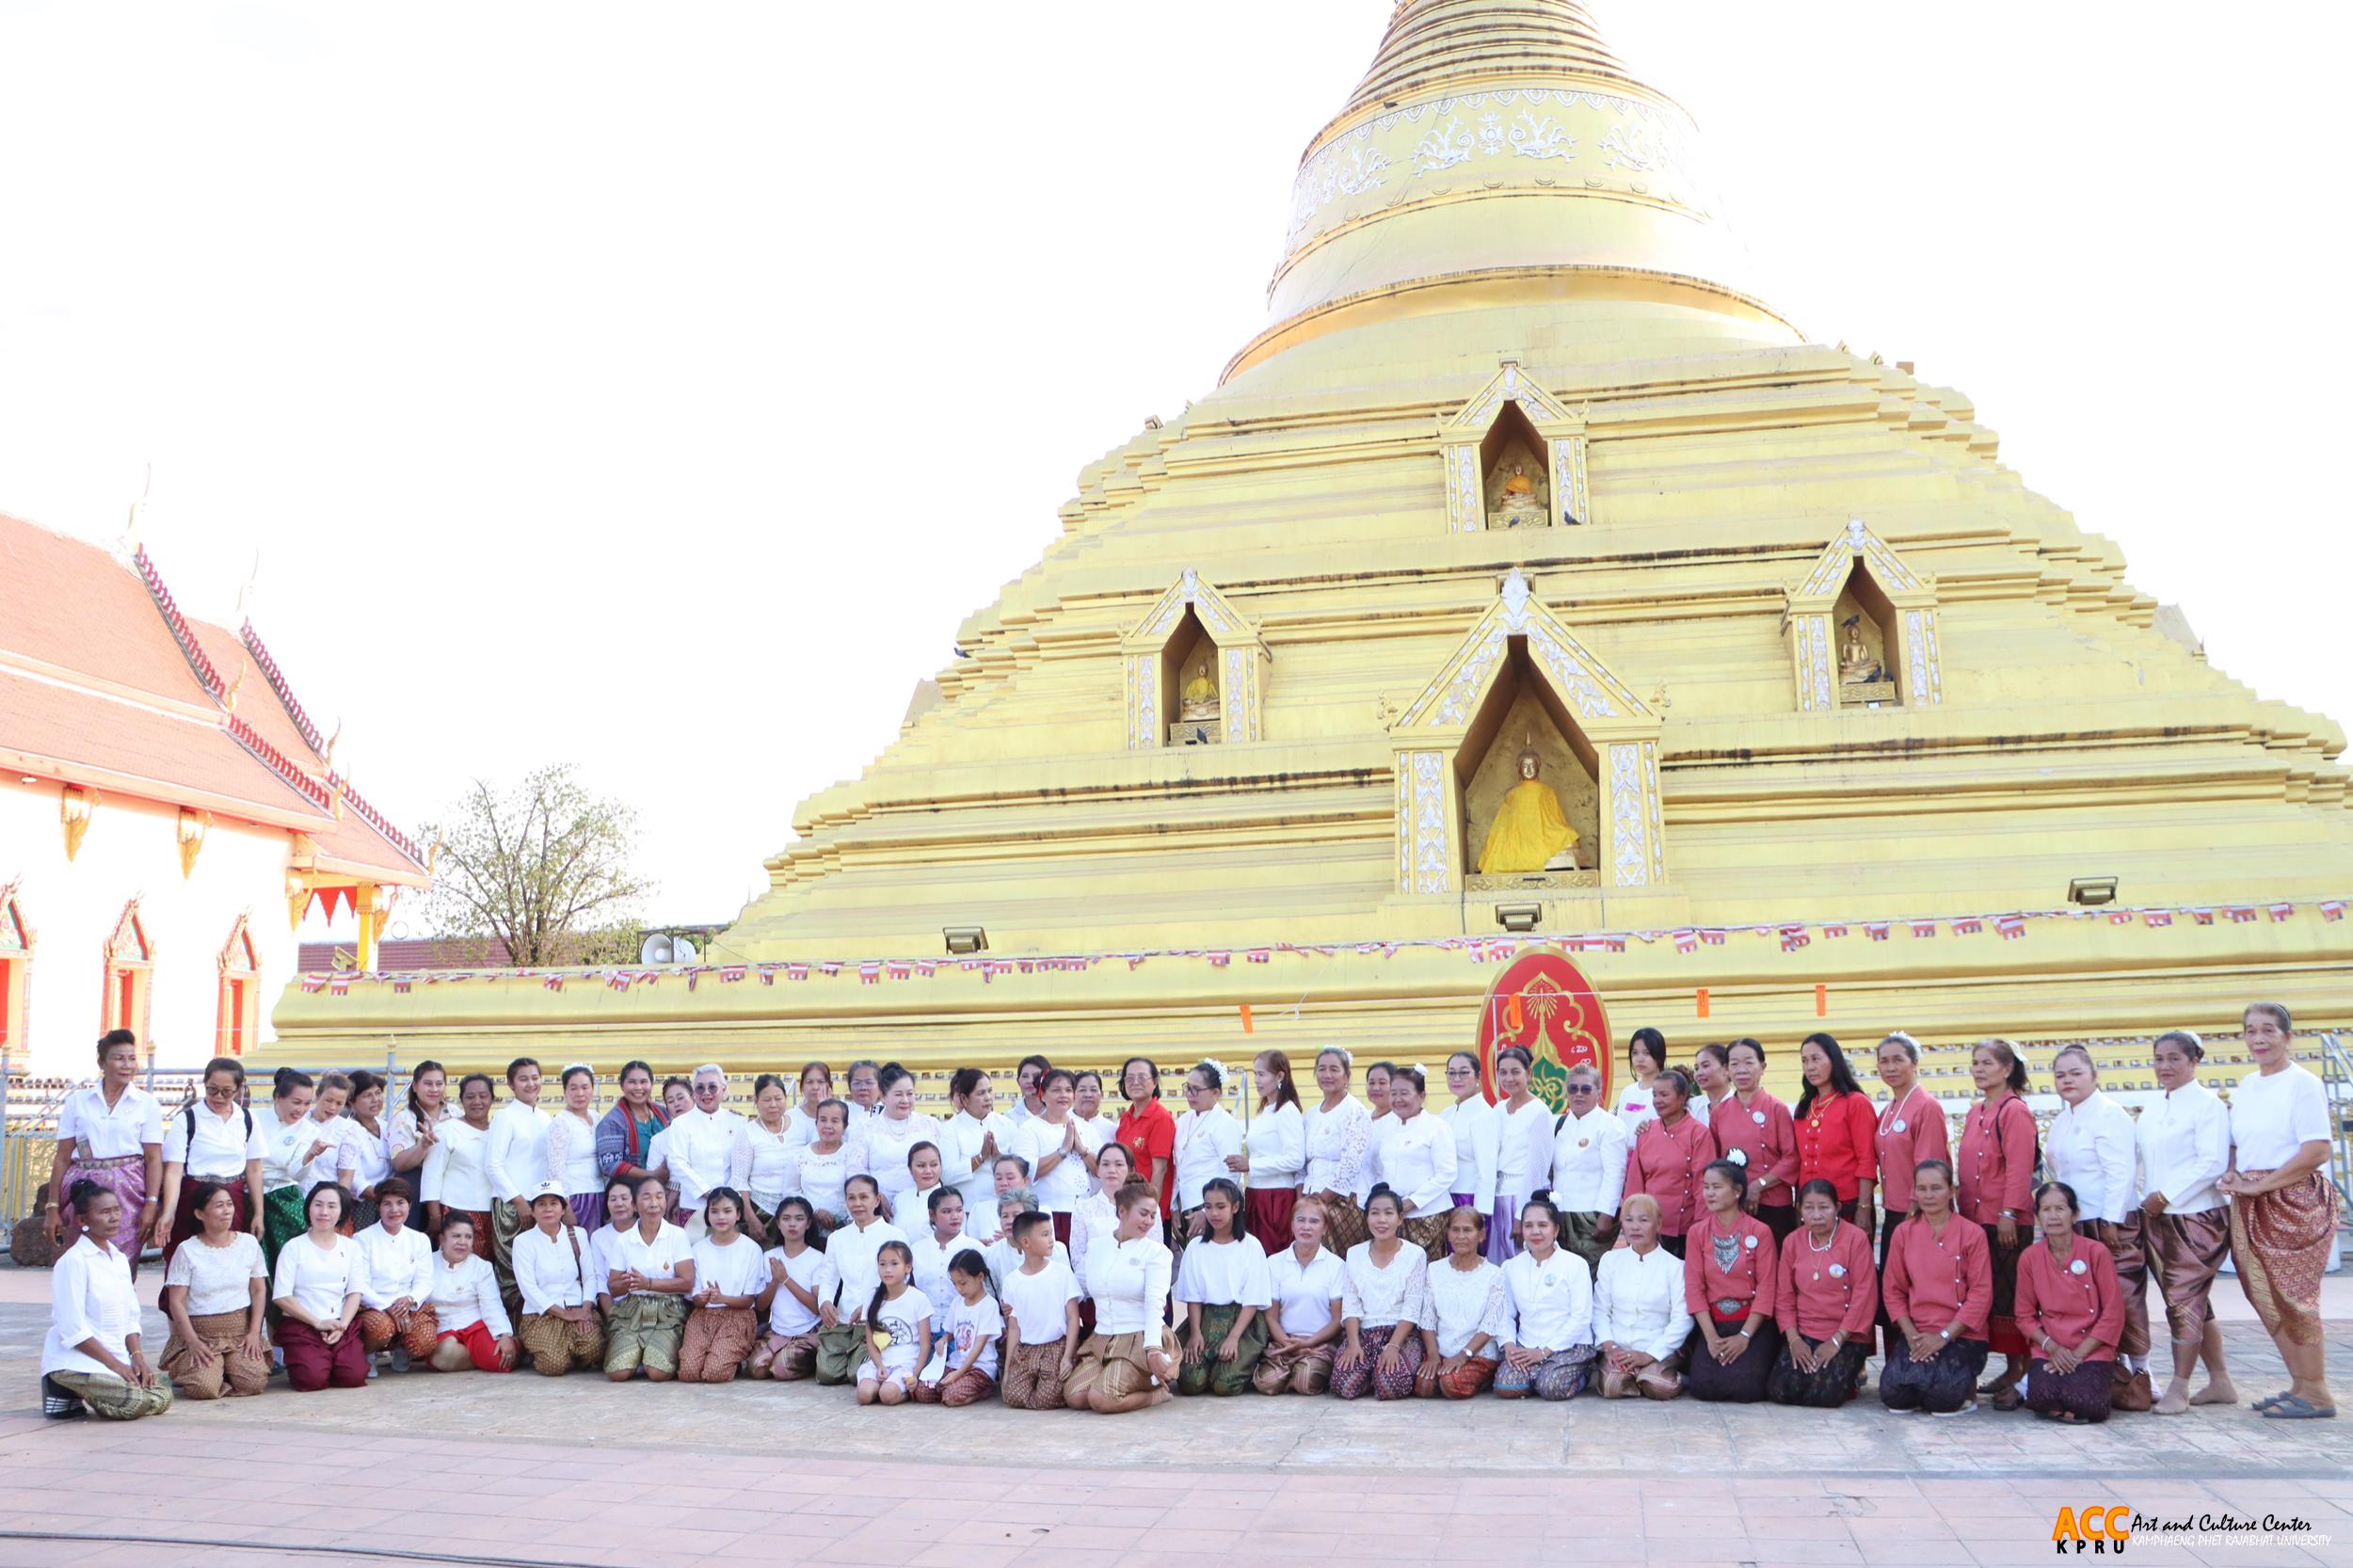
top-left (914, 1250), bottom-right (998, 1407)
top-left (1174, 1178), bottom-right (1273, 1397)
top-left (751, 1197), bottom-right (829, 1382)
top-left (680, 1187), bottom-right (767, 1384)
top-left (856, 1241), bottom-right (930, 1406)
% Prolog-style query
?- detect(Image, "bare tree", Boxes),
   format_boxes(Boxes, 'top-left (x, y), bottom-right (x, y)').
top-left (419, 765), bottom-right (654, 967)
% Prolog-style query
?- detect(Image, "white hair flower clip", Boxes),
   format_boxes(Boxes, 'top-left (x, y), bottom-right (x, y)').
top-left (1412, 1063), bottom-right (1431, 1080)
top-left (1197, 1057), bottom-right (1231, 1089)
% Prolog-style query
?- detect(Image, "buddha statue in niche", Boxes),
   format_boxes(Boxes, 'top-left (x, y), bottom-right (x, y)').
top-left (1179, 655), bottom-right (1221, 720)
top-left (1478, 747), bottom-right (1578, 874)
top-left (1839, 616), bottom-right (1886, 683)
top-left (1488, 459), bottom-right (1549, 529)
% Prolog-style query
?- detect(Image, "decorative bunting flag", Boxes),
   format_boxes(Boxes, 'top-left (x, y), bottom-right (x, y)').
top-left (287, 895), bottom-right (2352, 994)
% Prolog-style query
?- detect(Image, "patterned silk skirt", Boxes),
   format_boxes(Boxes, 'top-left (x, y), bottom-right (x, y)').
top-left (2230, 1172), bottom-right (2341, 1348)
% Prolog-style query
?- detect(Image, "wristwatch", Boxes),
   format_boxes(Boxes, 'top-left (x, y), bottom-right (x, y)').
top-left (1938, 1326), bottom-right (1953, 1341)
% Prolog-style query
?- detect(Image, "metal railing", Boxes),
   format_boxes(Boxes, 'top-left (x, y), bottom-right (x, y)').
top-left (2317, 1032), bottom-right (2352, 1221)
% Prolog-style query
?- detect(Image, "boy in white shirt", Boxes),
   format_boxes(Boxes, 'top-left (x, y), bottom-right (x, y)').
top-left (997, 1210), bottom-right (1082, 1410)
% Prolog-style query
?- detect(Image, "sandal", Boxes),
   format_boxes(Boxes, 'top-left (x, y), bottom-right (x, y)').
top-left (2260, 1395), bottom-right (2338, 1420)
top-left (2252, 1389), bottom-right (2294, 1411)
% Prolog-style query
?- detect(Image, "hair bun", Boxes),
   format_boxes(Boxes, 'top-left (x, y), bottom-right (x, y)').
top-left (1528, 1187), bottom-right (1553, 1207)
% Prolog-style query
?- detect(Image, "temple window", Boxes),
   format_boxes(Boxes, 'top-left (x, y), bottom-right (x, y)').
top-left (217, 919), bottom-right (261, 1057)
top-left (102, 902), bottom-right (152, 1052)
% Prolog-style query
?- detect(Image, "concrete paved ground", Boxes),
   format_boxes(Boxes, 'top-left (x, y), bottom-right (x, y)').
top-left (0, 1268), bottom-right (2345, 1568)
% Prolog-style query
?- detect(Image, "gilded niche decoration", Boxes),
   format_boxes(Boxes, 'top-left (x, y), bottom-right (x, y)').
top-left (1785, 520), bottom-right (1943, 712)
top-left (1438, 360), bottom-right (1593, 533)
top-left (1120, 569), bottom-right (1271, 749)
top-left (1389, 570), bottom-right (1664, 897)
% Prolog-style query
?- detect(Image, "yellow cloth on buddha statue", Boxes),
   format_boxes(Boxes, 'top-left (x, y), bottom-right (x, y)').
top-left (1478, 779), bottom-right (1577, 874)
top-left (1501, 472), bottom-right (1534, 496)
top-left (1183, 673), bottom-right (1217, 706)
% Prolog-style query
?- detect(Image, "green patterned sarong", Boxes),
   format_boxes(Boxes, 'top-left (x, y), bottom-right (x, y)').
top-left (1176, 1302), bottom-right (1268, 1397)
top-left (602, 1292), bottom-right (687, 1377)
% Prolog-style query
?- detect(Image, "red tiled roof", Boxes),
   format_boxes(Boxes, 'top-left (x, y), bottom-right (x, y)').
top-left (0, 511), bottom-right (426, 882)
top-left (297, 936), bottom-right (514, 972)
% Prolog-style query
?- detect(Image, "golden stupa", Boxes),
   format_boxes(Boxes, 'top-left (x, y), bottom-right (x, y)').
top-left (274, 0), bottom-right (2352, 1089)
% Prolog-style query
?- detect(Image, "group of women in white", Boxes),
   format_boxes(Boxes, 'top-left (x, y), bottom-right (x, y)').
top-left (40, 1002), bottom-right (2341, 1426)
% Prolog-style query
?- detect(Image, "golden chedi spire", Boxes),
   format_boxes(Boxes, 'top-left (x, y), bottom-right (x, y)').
top-left (1232, 0), bottom-right (1795, 379)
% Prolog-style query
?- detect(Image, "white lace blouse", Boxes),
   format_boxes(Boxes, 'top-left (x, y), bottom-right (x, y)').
top-left (1423, 1256), bottom-right (1507, 1357)
top-left (1339, 1240), bottom-right (1431, 1332)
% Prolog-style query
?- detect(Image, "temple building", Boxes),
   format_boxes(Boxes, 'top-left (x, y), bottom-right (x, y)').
top-left (270, 0), bottom-right (2350, 1093)
top-left (0, 513), bottom-right (427, 1070)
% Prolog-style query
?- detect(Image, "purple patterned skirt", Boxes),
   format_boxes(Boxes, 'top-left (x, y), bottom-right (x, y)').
top-left (64, 1154), bottom-right (150, 1272)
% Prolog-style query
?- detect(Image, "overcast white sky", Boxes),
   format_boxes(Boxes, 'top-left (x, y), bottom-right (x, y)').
top-left (4, 2), bottom-right (2346, 936)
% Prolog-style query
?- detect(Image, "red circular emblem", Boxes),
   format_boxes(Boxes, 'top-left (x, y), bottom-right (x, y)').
top-left (1472, 946), bottom-right (1613, 1113)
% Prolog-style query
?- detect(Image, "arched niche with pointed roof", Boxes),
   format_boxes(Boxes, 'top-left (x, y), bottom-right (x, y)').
top-left (1440, 359), bottom-right (1592, 533)
top-left (101, 898), bottom-right (152, 1048)
top-left (1119, 569), bottom-right (1271, 749)
top-left (1389, 571), bottom-right (1664, 895)
top-left (1785, 520), bottom-right (1944, 712)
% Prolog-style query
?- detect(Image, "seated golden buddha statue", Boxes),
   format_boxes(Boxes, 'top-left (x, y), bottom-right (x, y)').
top-left (1179, 664), bottom-right (1221, 720)
top-left (1839, 616), bottom-right (1884, 683)
top-left (1490, 462), bottom-right (1547, 528)
top-left (1478, 748), bottom-right (1578, 874)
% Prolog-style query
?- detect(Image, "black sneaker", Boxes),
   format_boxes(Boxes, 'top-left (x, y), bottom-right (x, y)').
top-left (40, 1375), bottom-right (86, 1419)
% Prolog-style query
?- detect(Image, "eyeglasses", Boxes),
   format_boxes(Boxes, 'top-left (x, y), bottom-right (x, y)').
top-left (1564, 1084), bottom-right (1597, 1095)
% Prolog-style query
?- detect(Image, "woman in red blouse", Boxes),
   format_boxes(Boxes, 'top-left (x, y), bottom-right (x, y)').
top-left (1714, 1039), bottom-right (1800, 1240)
top-left (1957, 1038), bottom-right (2037, 1405)
top-left (2016, 1179), bottom-right (2125, 1424)
top-left (1621, 1069), bottom-right (1711, 1257)
top-left (1871, 1030), bottom-right (1948, 1351)
top-left (1681, 1160), bottom-right (1778, 1402)
top-left (1767, 1178), bottom-right (1876, 1406)
top-left (1881, 1159), bottom-right (1993, 1415)
top-left (1793, 1033), bottom-right (1878, 1230)
top-left (1112, 1058), bottom-right (1176, 1219)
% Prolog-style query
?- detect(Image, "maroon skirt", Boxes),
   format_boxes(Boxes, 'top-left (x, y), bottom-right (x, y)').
top-left (1247, 1188), bottom-right (1297, 1255)
top-left (165, 1176), bottom-right (251, 1268)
